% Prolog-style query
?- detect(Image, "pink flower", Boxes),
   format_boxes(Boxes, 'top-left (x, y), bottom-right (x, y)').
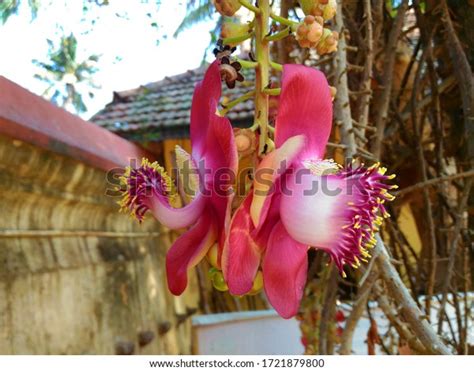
top-left (120, 61), bottom-right (237, 295)
top-left (223, 64), bottom-right (395, 318)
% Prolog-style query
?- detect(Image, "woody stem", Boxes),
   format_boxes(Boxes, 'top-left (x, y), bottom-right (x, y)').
top-left (254, 0), bottom-right (270, 155)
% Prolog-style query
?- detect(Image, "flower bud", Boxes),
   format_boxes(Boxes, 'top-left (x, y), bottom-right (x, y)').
top-left (298, 0), bottom-right (318, 16)
top-left (208, 267), bottom-right (229, 292)
top-left (213, 0), bottom-right (241, 17)
top-left (298, 0), bottom-right (336, 20)
top-left (247, 270), bottom-right (263, 295)
top-left (322, 0), bottom-right (337, 20)
top-left (295, 15), bottom-right (324, 49)
top-left (316, 28), bottom-right (338, 55)
top-left (220, 21), bottom-right (252, 47)
top-left (206, 243), bottom-right (220, 268)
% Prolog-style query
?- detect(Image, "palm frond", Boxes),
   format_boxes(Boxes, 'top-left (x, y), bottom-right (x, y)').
top-left (27, 0), bottom-right (39, 20)
top-left (173, 0), bottom-right (214, 38)
top-left (0, 0), bottom-right (20, 24)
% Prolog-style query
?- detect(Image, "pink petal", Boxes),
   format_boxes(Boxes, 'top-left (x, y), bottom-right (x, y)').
top-left (263, 221), bottom-right (309, 319)
top-left (275, 64), bottom-right (333, 161)
top-left (250, 135), bottom-right (304, 228)
top-left (190, 60), bottom-right (223, 160)
top-left (148, 192), bottom-right (205, 230)
top-left (120, 159), bottom-right (204, 229)
top-left (206, 110), bottom-right (238, 228)
top-left (166, 208), bottom-right (217, 295)
top-left (190, 60), bottom-right (238, 175)
top-left (252, 193), bottom-right (282, 248)
top-left (280, 171), bottom-right (347, 248)
top-left (279, 163), bottom-right (394, 271)
top-left (222, 193), bottom-right (261, 295)
top-left (189, 61), bottom-right (238, 262)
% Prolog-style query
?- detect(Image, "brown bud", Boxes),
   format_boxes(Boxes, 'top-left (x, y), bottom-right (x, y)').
top-left (213, 0), bottom-right (241, 17)
top-left (304, 15), bottom-right (315, 24)
top-left (219, 59), bottom-right (244, 89)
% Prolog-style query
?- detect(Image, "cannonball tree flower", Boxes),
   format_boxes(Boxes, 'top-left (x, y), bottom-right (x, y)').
top-left (223, 64), bottom-right (396, 318)
top-left (120, 60), bottom-right (237, 295)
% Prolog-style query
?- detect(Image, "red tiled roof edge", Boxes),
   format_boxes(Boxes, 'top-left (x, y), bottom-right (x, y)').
top-left (0, 76), bottom-right (154, 171)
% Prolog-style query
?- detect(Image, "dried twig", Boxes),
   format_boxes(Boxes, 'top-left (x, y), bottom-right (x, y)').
top-left (374, 235), bottom-right (452, 355)
top-left (436, 179), bottom-right (472, 334)
top-left (440, 0), bottom-right (474, 162)
top-left (318, 265), bottom-right (339, 354)
top-left (370, 0), bottom-right (409, 159)
top-left (339, 268), bottom-right (379, 355)
top-left (395, 169), bottom-right (474, 197)
top-left (374, 283), bottom-right (427, 354)
top-left (356, 0), bottom-right (373, 134)
top-left (410, 39), bottom-right (438, 317)
top-left (334, 0), bottom-right (356, 157)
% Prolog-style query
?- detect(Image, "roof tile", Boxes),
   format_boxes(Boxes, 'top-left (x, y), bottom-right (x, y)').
top-left (90, 65), bottom-right (255, 140)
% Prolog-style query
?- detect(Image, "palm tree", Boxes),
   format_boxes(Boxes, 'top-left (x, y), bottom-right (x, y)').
top-left (174, 1), bottom-right (224, 61)
top-left (33, 33), bottom-right (100, 114)
top-left (0, 0), bottom-right (40, 24)
top-left (174, 0), bottom-right (216, 37)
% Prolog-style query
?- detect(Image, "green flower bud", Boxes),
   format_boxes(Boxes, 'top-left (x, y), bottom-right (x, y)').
top-left (220, 21), bottom-right (252, 46)
top-left (208, 268), bottom-right (229, 292)
top-left (247, 270), bottom-right (264, 295)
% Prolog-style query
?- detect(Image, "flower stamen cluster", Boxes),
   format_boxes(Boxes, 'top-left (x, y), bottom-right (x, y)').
top-left (119, 159), bottom-right (179, 222)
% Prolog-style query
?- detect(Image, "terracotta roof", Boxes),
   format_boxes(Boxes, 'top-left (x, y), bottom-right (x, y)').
top-left (90, 65), bottom-right (255, 141)
top-left (0, 76), bottom-right (153, 171)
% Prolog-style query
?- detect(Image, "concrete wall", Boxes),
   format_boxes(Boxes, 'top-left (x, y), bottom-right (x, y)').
top-left (0, 134), bottom-right (200, 354)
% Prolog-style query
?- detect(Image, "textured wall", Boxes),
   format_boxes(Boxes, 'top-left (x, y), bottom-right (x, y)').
top-left (0, 134), bottom-right (199, 354)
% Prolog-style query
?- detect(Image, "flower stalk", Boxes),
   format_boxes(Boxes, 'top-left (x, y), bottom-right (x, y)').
top-left (219, 89), bottom-right (256, 116)
top-left (270, 11), bottom-right (298, 27)
top-left (238, 0), bottom-right (261, 14)
top-left (265, 27), bottom-right (292, 42)
top-left (222, 32), bottom-right (254, 46)
top-left (254, 0), bottom-right (270, 155)
top-left (262, 87), bottom-right (281, 95)
top-left (269, 60), bottom-right (283, 71)
top-left (235, 58), bottom-right (258, 69)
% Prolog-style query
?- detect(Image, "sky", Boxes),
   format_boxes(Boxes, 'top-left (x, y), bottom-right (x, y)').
top-left (0, 0), bottom-right (218, 119)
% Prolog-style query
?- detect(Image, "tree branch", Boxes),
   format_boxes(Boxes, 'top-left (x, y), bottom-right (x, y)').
top-left (374, 235), bottom-right (452, 354)
top-left (370, 0), bottom-right (409, 159)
